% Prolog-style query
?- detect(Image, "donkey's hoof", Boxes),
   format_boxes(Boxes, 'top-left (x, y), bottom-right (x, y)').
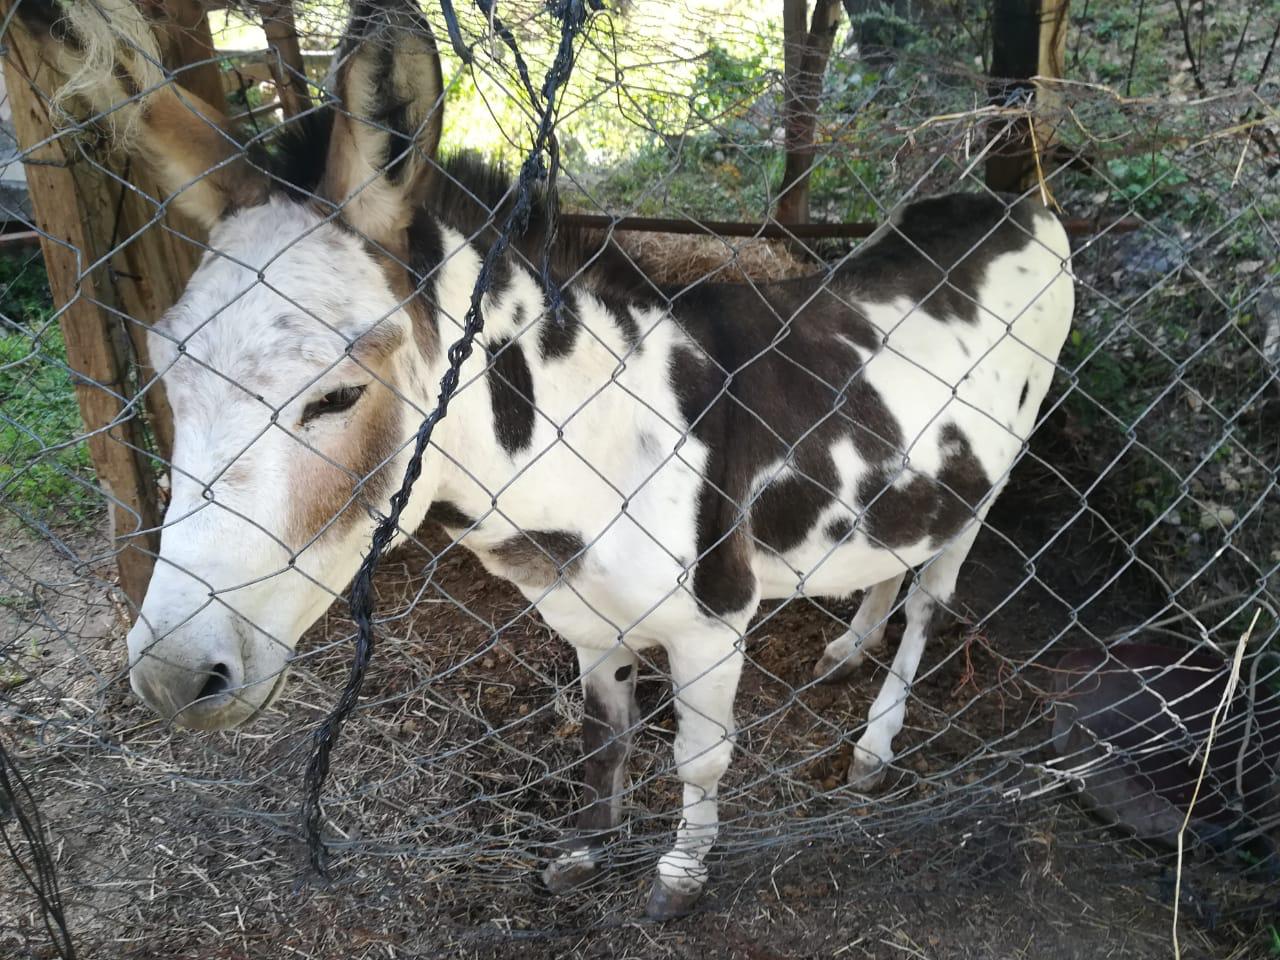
top-left (848, 744), bottom-right (890, 792)
top-left (541, 850), bottom-right (599, 895)
top-left (813, 651), bottom-right (859, 684)
top-left (645, 878), bottom-right (703, 921)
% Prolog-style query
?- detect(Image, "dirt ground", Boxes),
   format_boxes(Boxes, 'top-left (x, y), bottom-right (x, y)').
top-left (2, 436), bottom-right (1275, 959)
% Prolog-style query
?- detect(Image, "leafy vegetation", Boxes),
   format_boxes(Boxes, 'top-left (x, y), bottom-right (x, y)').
top-left (1102, 154), bottom-right (1191, 216)
top-left (0, 254), bottom-right (96, 524)
top-left (555, 30), bottom-right (887, 224)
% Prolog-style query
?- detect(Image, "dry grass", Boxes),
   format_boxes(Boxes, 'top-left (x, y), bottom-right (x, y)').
top-left (613, 232), bottom-right (814, 286)
top-left (1, 517), bottom-right (1273, 958)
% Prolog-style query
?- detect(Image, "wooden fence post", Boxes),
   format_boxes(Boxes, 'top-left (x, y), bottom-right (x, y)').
top-left (1, 1), bottom-right (224, 611)
top-left (257, 1), bottom-right (311, 118)
top-left (3, 25), bottom-right (161, 608)
top-left (986, 0), bottom-right (1069, 195)
top-left (152, 0), bottom-right (229, 110)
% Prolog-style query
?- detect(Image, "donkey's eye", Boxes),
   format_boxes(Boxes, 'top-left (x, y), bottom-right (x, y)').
top-left (301, 385), bottom-right (367, 425)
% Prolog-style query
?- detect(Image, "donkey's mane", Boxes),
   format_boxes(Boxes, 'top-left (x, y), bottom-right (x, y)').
top-left (258, 109), bottom-right (652, 299)
top-left (427, 152), bottom-right (653, 299)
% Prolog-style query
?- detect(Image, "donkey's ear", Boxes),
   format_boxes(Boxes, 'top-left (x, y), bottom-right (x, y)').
top-left (318, 0), bottom-right (444, 244)
top-left (12, 0), bottom-right (267, 230)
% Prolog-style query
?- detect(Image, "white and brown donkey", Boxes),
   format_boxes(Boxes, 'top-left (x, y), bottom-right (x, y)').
top-left (24, 0), bottom-right (1073, 918)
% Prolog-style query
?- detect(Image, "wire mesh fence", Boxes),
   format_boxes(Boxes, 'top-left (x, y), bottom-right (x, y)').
top-left (0, 0), bottom-right (1277, 956)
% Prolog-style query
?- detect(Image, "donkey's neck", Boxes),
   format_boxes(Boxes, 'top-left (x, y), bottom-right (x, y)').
top-left (412, 213), bottom-right (670, 543)
top-left (400, 218), bottom-right (541, 522)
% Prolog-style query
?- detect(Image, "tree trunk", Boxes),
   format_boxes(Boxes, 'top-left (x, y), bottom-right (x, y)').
top-left (776, 0), bottom-right (844, 225)
top-left (3, 21), bottom-right (162, 608)
top-left (151, 0), bottom-right (229, 111)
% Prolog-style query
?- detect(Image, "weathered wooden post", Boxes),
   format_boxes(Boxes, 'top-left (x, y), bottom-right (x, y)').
top-left (1, 0), bottom-right (227, 611)
top-left (151, 0), bottom-right (228, 109)
top-left (986, 0), bottom-right (1069, 195)
top-left (256, 0), bottom-right (312, 118)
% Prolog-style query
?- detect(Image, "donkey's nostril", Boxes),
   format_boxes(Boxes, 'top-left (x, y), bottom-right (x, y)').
top-left (196, 662), bottom-right (233, 701)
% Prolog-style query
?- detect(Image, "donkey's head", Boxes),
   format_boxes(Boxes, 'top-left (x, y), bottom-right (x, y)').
top-left (26, 0), bottom-right (445, 727)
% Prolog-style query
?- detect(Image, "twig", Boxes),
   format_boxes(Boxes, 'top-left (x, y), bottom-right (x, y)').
top-left (1171, 608), bottom-right (1260, 960)
top-left (1257, 19), bottom-right (1280, 91)
top-left (1235, 649), bottom-right (1279, 810)
top-left (1170, 0), bottom-right (1208, 97)
top-left (1224, 0), bottom-right (1256, 88)
top-left (1027, 113), bottom-right (1059, 211)
top-left (1124, 0), bottom-right (1147, 97)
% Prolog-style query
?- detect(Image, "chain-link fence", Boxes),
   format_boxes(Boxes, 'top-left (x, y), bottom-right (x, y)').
top-left (1, 0), bottom-right (1277, 956)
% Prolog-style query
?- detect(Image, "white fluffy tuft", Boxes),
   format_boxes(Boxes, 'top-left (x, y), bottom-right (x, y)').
top-left (49, 0), bottom-right (166, 145)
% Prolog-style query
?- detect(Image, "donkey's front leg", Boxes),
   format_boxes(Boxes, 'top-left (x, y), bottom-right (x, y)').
top-left (646, 635), bottom-right (743, 920)
top-left (543, 642), bottom-right (639, 894)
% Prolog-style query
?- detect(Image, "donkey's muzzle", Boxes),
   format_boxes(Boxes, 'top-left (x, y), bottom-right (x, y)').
top-left (124, 608), bottom-right (279, 730)
top-left (129, 647), bottom-right (250, 730)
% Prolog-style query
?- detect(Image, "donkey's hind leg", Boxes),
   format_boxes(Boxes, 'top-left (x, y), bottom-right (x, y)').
top-left (848, 525), bottom-right (979, 791)
top-left (814, 572), bottom-right (906, 682)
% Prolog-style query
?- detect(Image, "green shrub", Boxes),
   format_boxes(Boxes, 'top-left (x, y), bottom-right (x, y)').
top-left (0, 255), bottom-right (96, 524)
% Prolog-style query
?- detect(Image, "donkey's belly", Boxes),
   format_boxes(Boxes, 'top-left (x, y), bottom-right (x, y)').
top-left (753, 535), bottom-right (936, 601)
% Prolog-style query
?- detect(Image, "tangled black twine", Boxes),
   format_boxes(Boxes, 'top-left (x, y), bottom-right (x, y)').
top-left (301, 0), bottom-right (596, 880)
top-left (0, 735), bottom-right (77, 959)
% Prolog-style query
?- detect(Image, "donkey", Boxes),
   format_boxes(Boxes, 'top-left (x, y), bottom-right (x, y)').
top-left (25, 0), bottom-right (1074, 918)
